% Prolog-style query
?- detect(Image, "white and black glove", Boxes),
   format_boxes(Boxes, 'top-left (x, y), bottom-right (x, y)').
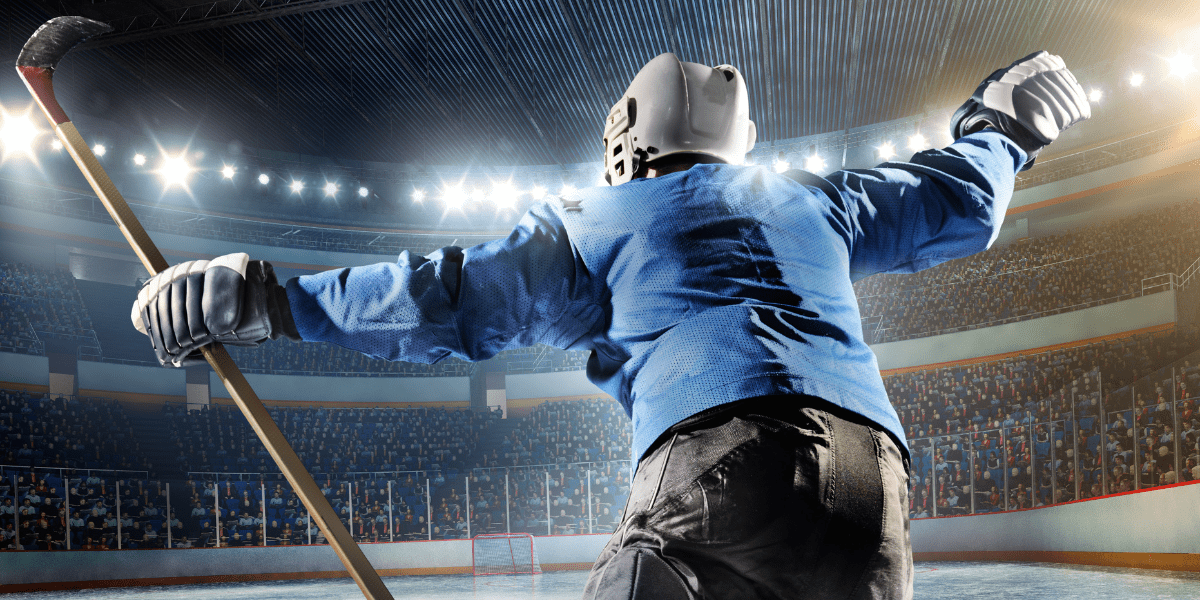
top-left (950, 51), bottom-right (1091, 170)
top-left (131, 252), bottom-right (300, 367)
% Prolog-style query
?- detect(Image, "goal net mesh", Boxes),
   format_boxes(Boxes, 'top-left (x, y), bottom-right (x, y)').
top-left (472, 533), bottom-right (542, 575)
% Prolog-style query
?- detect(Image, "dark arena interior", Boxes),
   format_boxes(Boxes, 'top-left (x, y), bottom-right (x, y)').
top-left (1, 1), bottom-right (1199, 598)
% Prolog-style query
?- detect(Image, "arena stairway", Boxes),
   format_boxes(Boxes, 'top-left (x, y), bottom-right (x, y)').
top-left (469, 415), bottom-right (524, 470)
top-left (75, 280), bottom-right (158, 363)
top-left (429, 415), bottom-right (523, 515)
top-left (124, 406), bottom-right (187, 481)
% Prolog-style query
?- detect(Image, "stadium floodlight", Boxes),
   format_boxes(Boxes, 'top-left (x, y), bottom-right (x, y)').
top-left (50, 138), bottom-right (63, 151)
top-left (156, 152), bottom-right (192, 189)
top-left (470, 187), bottom-right (485, 203)
top-left (1167, 52), bottom-right (1196, 80)
top-left (559, 184), bottom-right (575, 196)
top-left (133, 153), bottom-right (146, 166)
top-left (258, 173), bottom-right (270, 185)
top-left (221, 165), bottom-right (236, 179)
top-left (0, 106), bottom-right (42, 160)
top-left (1129, 72), bottom-right (1144, 87)
top-left (357, 186), bottom-right (369, 198)
top-left (772, 157), bottom-right (790, 173)
top-left (92, 143), bottom-right (106, 157)
top-left (877, 141), bottom-right (896, 160)
top-left (907, 133), bottom-right (927, 151)
top-left (323, 181), bottom-right (338, 197)
top-left (290, 179), bottom-right (304, 194)
top-left (1088, 88), bottom-right (1103, 103)
top-left (530, 184), bottom-right (547, 200)
top-left (411, 188), bottom-right (426, 202)
top-left (804, 154), bottom-right (825, 173)
top-left (441, 183), bottom-right (467, 210)
top-left (490, 180), bottom-right (518, 210)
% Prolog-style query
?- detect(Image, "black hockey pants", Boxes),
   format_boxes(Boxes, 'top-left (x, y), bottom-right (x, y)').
top-left (582, 395), bottom-right (913, 600)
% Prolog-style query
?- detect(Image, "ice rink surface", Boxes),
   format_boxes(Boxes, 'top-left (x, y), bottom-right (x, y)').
top-left (6, 562), bottom-right (1200, 599)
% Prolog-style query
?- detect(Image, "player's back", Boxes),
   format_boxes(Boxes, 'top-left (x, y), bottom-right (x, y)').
top-left (557, 163), bottom-right (896, 462)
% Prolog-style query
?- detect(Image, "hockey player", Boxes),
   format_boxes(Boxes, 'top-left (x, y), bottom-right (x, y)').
top-left (132, 51), bottom-right (1089, 599)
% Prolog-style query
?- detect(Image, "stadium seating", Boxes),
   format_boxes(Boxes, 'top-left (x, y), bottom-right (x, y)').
top-left (856, 199), bottom-right (1200, 343)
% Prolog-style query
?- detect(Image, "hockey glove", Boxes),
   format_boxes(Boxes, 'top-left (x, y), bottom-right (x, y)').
top-left (950, 51), bottom-right (1091, 170)
top-left (131, 252), bottom-right (300, 367)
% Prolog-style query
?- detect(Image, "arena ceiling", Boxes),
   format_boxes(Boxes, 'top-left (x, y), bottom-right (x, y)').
top-left (5, 0), bottom-right (1200, 167)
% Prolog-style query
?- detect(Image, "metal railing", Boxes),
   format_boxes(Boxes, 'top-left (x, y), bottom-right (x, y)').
top-left (868, 250), bottom-right (1200, 344)
top-left (907, 351), bottom-right (1200, 520)
top-left (0, 457), bottom-right (634, 550)
top-left (872, 292), bottom-right (1143, 343)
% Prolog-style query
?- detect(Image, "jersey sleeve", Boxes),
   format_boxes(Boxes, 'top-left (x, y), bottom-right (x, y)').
top-left (819, 130), bottom-right (1026, 281)
top-left (284, 202), bottom-right (605, 363)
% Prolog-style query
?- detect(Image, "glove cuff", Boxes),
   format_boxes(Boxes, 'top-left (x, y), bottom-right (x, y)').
top-left (271, 282), bottom-right (301, 342)
top-left (951, 104), bottom-right (1041, 171)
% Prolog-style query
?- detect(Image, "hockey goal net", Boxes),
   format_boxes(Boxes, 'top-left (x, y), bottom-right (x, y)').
top-left (472, 532), bottom-right (542, 575)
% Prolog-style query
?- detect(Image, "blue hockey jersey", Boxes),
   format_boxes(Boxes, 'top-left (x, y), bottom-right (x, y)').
top-left (286, 131), bottom-right (1026, 464)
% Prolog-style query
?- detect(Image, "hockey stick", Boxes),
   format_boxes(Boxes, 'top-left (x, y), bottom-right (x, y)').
top-left (16, 17), bottom-right (393, 600)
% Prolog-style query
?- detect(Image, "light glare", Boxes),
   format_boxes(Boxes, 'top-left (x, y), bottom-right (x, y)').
top-left (221, 165), bottom-right (236, 179)
top-left (773, 159), bottom-right (790, 173)
top-left (490, 181), bottom-right (518, 210)
top-left (412, 188), bottom-right (426, 202)
top-left (441, 184), bottom-right (467, 210)
top-left (156, 153), bottom-right (192, 189)
top-left (1088, 88), bottom-right (1103, 103)
top-left (907, 133), bottom-right (927, 151)
top-left (1167, 53), bottom-right (1196, 80)
top-left (1129, 72), bottom-right (1144, 87)
top-left (93, 144), bottom-right (106, 157)
top-left (358, 186), bottom-right (369, 198)
top-left (258, 173), bottom-right (270, 185)
top-left (290, 180), bottom-right (304, 193)
top-left (560, 184), bottom-right (575, 196)
top-left (133, 153), bottom-right (147, 166)
top-left (50, 139), bottom-right (63, 151)
top-left (323, 181), bottom-right (338, 197)
top-left (0, 107), bottom-right (42, 160)
top-left (877, 142), bottom-right (896, 160)
top-left (804, 155), bottom-right (825, 173)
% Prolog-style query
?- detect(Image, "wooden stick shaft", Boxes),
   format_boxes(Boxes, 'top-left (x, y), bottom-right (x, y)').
top-left (50, 121), bottom-right (393, 600)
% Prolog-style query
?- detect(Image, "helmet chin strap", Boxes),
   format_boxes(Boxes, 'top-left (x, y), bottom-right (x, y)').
top-left (637, 154), bottom-right (727, 180)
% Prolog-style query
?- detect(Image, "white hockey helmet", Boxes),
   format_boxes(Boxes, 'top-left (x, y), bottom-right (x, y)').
top-left (603, 53), bottom-right (757, 186)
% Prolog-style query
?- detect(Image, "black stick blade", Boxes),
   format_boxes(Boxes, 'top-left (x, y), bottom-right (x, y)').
top-left (17, 16), bottom-right (112, 70)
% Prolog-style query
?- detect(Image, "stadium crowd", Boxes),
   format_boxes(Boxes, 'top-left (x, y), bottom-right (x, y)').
top-left (855, 199), bottom-right (1200, 343)
top-left (0, 470), bottom-right (173, 550)
top-left (462, 461), bottom-right (632, 538)
top-left (163, 403), bottom-right (500, 475)
top-left (1, 329), bottom-right (1195, 550)
top-left (1, 390), bottom-right (150, 473)
top-left (496, 398), bottom-right (632, 468)
top-left (897, 328), bottom-right (1200, 519)
top-left (0, 262), bottom-right (98, 356)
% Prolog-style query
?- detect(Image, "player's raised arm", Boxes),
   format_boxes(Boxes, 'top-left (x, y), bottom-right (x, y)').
top-left (131, 202), bottom-right (604, 368)
top-left (817, 52), bottom-right (1091, 280)
top-left (286, 202), bottom-right (604, 363)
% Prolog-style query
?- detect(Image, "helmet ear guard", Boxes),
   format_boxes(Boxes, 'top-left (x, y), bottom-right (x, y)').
top-left (602, 53), bottom-right (756, 187)
top-left (603, 97), bottom-right (641, 186)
